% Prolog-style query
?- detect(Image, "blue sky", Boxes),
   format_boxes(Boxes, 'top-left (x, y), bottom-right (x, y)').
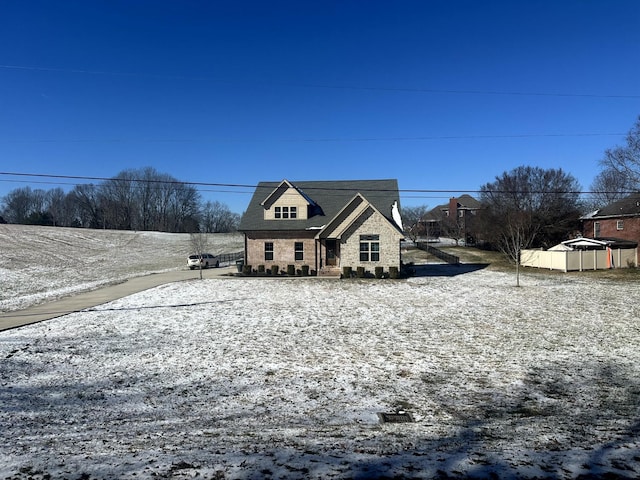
top-left (1, 0), bottom-right (639, 214)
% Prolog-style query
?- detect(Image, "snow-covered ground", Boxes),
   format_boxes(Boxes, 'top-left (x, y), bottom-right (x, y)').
top-left (0, 224), bottom-right (243, 312)
top-left (1, 225), bottom-right (640, 479)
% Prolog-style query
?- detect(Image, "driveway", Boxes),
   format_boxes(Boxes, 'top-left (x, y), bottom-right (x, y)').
top-left (0, 266), bottom-right (236, 332)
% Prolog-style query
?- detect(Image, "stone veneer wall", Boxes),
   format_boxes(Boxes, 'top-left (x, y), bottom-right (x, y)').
top-left (339, 208), bottom-right (402, 271)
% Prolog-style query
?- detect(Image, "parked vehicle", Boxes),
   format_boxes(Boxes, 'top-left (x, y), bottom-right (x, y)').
top-left (188, 253), bottom-right (219, 269)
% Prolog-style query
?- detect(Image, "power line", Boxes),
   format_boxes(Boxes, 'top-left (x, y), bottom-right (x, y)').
top-left (2, 63), bottom-right (640, 100)
top-left (0, 171), bottom-right (255, 188)
top-left (0, 171), bottom-right (628, 196)
top-left (0, 132), bottom-right (627, 144)
top-left (0, 177), bottom-right (461, 201)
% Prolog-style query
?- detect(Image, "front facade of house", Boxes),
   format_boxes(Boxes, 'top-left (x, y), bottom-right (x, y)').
top-left (581, 192), bottom-right (640, 245)
top-left (238, 179), bottom-right (404, 276)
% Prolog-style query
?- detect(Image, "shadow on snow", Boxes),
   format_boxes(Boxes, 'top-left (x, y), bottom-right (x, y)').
top-left (411, 263), bottom-right (490, 278)
top-left (2, 355), bottom-right (639, 479)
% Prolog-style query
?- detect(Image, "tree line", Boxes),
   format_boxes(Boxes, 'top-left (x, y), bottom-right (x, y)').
top-left (403, 115), bottom-right (640, 263)
top-left (0, 167), bottom-right (240, 233)
top-left (3, 115), bottom-right (640, 255)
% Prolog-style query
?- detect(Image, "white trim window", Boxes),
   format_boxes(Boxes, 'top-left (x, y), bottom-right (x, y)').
top-left (295, 242), bottom-right (304, 261)
top-left (617, 220), bottom-right (624, 230)
top-left (265, 242), bottom-right (274, 261)
top-left (594, 222), bottom-right (601, 237)
top-left (275, 206), bottom-right (297, 219)
top-left (359, 235), bottom-right (380, 262)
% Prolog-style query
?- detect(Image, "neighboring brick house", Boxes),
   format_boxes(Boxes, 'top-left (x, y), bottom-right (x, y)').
top-left (238, 179), bottom-right (405, 276)
top-left (581, 192), bottom-right (640, 244)
top-left (421, 194), bottom-right (481, 243)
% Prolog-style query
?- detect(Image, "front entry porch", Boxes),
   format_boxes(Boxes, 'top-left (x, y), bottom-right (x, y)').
top-left (318, 238), bottom-right (341, 277)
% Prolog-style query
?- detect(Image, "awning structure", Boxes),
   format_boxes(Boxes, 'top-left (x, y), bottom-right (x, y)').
top-left (555, 237), bottom-right (638, 251)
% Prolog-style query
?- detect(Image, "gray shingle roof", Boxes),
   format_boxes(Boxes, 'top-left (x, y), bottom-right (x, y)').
top-left (238, 179), bottom-right (401, 231)
top-left (592, 192), bottom-right (640, 218)
top-left (422, 194), bottom-right (481, 221)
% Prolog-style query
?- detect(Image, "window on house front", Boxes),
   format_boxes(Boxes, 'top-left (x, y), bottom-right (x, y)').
top-left (265, 242), bottom-right (274, 261)
top-left (617, 220), bottom-right (624, 230)
top-left (274, 206), bottom-right (297, 219)
top-left (594, 222), bottom-right (601, 238)
top-left (359, 235), bottom-right (380, 262)
top-left (295, 242), bottom-right (304, 261)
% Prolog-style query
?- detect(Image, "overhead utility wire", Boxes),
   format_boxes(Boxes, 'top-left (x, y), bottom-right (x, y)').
top-left (0, 178), bottom-right (253, 195)
top-left (0, 132), bottom-right (626, 143)
top-left (1, 64), bottom-right (639, 100)
top-left (0, 178), bottom-right (475, 200)
top-left (0, 171), bottom-right (623, 196)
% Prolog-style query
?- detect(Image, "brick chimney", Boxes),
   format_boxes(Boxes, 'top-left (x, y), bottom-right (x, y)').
top-left (449, 197), bottom-right (458, 218)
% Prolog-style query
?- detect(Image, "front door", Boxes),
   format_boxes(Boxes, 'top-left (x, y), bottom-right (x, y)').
top-left (326, 239), bottom-right (337, 266)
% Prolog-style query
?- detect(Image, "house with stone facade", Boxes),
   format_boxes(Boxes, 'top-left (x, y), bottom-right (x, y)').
top-left (581, 192), bottom-right (640, 245)
top-left (238, 179), bottom-right (405, 276)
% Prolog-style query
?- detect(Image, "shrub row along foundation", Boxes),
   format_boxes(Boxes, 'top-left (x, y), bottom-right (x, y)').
top-left (241, 265), bottom-right (312, 276)
top-left (239, 264), bottom-right (400, 278)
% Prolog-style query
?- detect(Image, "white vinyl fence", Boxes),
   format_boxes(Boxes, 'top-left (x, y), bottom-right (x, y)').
top-left (520, 248), bottom-right (637, 272)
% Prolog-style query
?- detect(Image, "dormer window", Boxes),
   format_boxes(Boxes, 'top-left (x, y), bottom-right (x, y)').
top-left (261, 180), bottom-right (319, 220)
top-left (275, 206), bottom-right (297, 219)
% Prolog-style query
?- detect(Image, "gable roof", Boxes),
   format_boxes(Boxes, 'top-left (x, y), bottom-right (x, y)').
top-left (316, 193), bottom-right (403, 239)
top-left (238, 179), bottom-right (401, 232)
top-left (260, 179), bottom-right (321, 210)
top-left (587, 192), bottom-right (640, 219)
top-left (260, 179), bottom-right (296, 208)
top-left (422, 194), bottom-right (481, 221)
top-left (454, 194), bottom-right (482, 210)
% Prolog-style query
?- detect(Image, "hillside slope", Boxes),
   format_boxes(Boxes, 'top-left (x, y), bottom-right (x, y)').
top-left (0, 224), bottom-right (243, 312)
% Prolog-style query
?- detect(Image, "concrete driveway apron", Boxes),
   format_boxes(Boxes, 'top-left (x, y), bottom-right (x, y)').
top-left (0, 266), bottom-right (235, 332)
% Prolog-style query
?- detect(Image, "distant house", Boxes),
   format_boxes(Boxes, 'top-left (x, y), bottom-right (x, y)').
top-left (581, 192), bottom-right (640, 245)
top-left (421, 194), bottom-right (481, 243)
top-left (238, 179), bottom-right (405, 276)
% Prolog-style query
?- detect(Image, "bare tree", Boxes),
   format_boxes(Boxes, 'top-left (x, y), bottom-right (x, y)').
top-left (189, 231), bottom-right (209, 279)
top-left (96, 168), bottom-right (201, 232)
top-left (588, 168), bottom-right (636, 211)
top-left (100, 171), bottom-right (138, 230)
top-left (169, 183), bottom-right (200, 232)
top-left (29, 189), bottom-right (48, 217)
top-left (479, 166), bottom-right (582, 266)
top-left (0, 167), bottom-right (228, 233)
top-left (440, 213), bottom-right (468, 246)
top-left (1, 187), bottom-right (35, 224)
top-left (137, 167), bottom-right (160, 231)
top-left (600, 115), bottom-right (640, 188)
top-left (46, 188), bottom-right (72, 226)
top-left (200, 200), bottom-right (240, 233)
top-left (401, 205), bottom-right (430, 242)
top-left (69, 184), bottom-right (103, 228)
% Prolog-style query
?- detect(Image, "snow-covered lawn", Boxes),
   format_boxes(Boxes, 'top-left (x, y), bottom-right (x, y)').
top-left (2, 265), bottom-right (640, 479)
top-left (0, 224), bottom-right (243, 312)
